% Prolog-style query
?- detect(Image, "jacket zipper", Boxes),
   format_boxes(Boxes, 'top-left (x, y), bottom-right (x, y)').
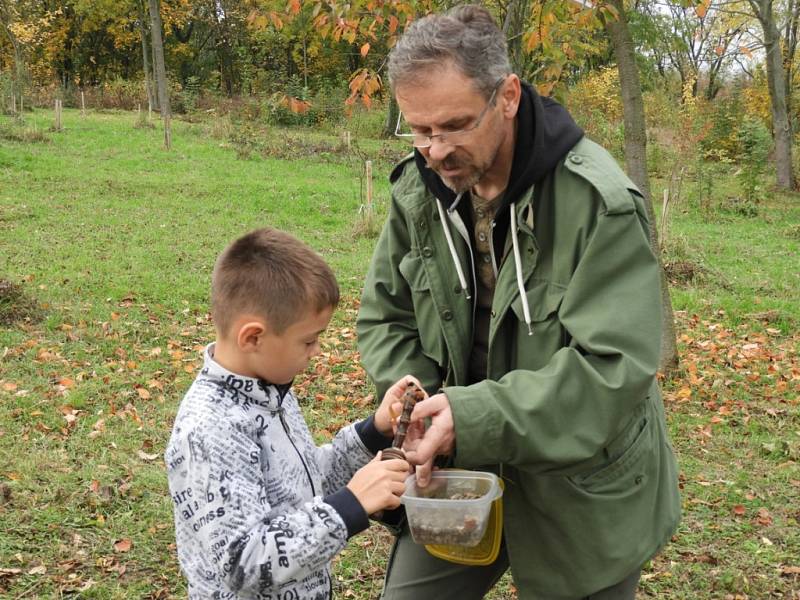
top-left (278, 402), bottom-right (317, 497)
top-left (212, 378), bottom-right (318, 497)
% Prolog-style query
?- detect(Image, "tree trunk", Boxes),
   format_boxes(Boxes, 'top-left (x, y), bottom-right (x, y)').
top-left (502, 0), bottom-right (528, 75)
top-left (604, 0), bottom-right (678, 375)
top-left (752, 0), bottom-right (795, 189)
top-left (148, 0), bottom-right (171, 149)
top-left (383, 95), bottom-right (399, 138)
top-left (138, 0), bottom-right (156, 111)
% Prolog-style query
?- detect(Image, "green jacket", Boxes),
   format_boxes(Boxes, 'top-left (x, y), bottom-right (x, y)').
top-left (357, 136), bottom-right (681, 599)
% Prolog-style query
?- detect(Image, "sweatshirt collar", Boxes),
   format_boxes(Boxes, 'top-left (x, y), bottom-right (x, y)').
top-left (199, 343), bottom-right (292, 409)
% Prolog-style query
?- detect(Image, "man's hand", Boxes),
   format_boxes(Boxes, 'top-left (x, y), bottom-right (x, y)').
top-left (402, 392), bottom-right (455, 486)
top-left (374, 375), bottom-right (425, 437)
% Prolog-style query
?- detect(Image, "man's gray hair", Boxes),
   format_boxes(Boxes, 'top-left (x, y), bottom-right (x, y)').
top-left (387, 5), bottom-right (511, 98)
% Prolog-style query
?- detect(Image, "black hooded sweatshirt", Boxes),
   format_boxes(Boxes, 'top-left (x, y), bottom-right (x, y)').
top-left (413, 81), bottom-right (584, 265)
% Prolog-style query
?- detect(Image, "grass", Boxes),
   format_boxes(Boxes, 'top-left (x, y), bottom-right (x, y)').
top-left (1, 108), bottom-right (798, 599)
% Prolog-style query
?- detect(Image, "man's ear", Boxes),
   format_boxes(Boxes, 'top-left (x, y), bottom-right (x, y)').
top-left (501, 74), bottom-right (521, 119)
top-left (236, 320), bottom-right (267, 352)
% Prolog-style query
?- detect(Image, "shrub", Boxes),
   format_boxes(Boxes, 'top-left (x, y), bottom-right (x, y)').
top-left (732, 117), bottom-right (771, 215)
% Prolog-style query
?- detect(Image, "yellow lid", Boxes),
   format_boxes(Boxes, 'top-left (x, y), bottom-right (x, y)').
top-left (424, 478), bottom-right (504, 566)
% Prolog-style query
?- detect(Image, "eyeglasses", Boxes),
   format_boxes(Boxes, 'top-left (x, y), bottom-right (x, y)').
top-left (394, 78), bottom-right (506, 148)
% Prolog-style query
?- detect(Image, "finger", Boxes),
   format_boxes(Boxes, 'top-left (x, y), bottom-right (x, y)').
top-left (409, 395), bottom-right (448, 422)
top-left (415, 459), bottom-right (434, 487)
top-left (402, 374), bottom-right (425, 392)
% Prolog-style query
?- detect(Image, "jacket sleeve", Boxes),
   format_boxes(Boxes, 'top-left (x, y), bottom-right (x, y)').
top-left (167, 409), bottom-right (355, 596)
top-left (357, 194), bottom-right (444, 397)
top-left (445, 198), bottom-right (662, 473)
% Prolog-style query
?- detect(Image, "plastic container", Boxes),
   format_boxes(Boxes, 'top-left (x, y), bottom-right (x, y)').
top-left (401, 470), bottom-right (503, 564)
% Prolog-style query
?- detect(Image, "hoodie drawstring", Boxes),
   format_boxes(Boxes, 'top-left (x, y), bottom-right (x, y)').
top-left (510, 203), bottom-right (533, 335)
top-left (436, 197), bottom-right (471, 300)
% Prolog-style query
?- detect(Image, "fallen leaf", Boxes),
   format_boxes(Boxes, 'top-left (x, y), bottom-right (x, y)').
top-left (136, 387), bottom-right (151, 400)
top-left (138, 451), bottom-right (160, 462)
top-left (113, 539), bottom-right (132, 552)
top-left (27, 565), bottom-right (47, 575)
top-left (732, 504), bottom-right (746, 516)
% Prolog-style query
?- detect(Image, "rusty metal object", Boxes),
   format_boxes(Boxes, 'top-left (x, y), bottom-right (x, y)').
top-left (381, 382), bottom-right (424, 461)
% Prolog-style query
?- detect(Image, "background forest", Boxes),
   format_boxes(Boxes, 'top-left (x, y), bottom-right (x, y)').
top-left (1, 1), bottom-right (799, 599)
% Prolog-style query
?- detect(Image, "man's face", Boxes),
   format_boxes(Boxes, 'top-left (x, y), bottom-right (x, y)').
top-left (395, 66), bottom-right (506, 194)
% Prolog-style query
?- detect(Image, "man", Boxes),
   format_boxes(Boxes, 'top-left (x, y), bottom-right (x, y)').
top-left (357, 5), bottom-right (680, 600)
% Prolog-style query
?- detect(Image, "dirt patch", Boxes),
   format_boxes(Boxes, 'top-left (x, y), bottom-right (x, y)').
top-left (664, 260), bottom-right (706, 285)
top-left (0, 279), bottom-right (43, 325)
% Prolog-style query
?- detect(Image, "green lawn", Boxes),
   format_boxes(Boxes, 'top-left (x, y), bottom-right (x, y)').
top-left (1, 108), bottom-right (798, 599)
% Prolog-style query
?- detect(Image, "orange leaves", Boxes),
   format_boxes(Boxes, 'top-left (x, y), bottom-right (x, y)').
top-left (346, 68), bottom-right (382, 109)
top-left (695, 0), bottom-right (711, 19)
top-left (286, 0), bottom-right (301, 16)
top-left (113, 539), bottom-right (132, 553)
top-left (360, 42), bottom-right (370, 58)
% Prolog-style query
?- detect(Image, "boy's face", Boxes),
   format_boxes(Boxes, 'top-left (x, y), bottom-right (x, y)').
top-left (250, 306), bottom-right (334, 384)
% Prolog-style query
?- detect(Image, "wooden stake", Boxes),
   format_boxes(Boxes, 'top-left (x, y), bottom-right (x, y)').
top-left (660, 188), bottom-right (669, 250)
top-left (345, 130), bottom-right (351, 149)
top-left (11, 94), bottom-right (16, 115)
top-left (164, 113), bottom-right (172, 150)
top-left (148, 98), bottom-right (152, 121)
top-left (81, 91), bottom-right (86, 116)
top-left (137, 103), bottom-right (142, 121)
top-left (365, 160), bottom-right (373, 217)
top-left (54, 99), bottom-right (62, 131)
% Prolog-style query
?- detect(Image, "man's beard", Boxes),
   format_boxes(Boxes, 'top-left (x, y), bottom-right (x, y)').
top-left (426, 148), bottom-right (495, 194)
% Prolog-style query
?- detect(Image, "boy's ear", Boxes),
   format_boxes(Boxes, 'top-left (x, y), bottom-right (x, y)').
top-left (236, 320), bottom-right (267, 352)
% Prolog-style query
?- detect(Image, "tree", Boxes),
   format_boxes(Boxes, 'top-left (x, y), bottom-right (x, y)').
top-left (138, 0), bottom-right (156, 111)
top-left (149, 0), bottom-right (171, 149)
top-left (639, 0), bottom-right (749, 99)
top-left (747, 0), bottom-right (795, 189)
top-left (603, 0), bottom-right (678, 373)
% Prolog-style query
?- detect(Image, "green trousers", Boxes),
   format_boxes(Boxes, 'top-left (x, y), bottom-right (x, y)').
top-left (381, 530), bottom-right (641, 600)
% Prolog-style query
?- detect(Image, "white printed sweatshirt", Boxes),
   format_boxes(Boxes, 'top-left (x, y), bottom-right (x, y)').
top-left (165, 344), bottom-right (392, 599)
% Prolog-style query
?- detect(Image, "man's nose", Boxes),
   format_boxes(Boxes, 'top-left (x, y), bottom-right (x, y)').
top-left (426, 136), bottom-right (454, 161)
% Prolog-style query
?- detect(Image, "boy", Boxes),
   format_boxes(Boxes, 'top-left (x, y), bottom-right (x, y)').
top-left (166, 227), bottom-right (412, 599)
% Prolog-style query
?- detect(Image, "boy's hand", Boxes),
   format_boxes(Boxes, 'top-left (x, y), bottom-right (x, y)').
top-left (374, 375), bottom-right (426, 437)
top-left (347, 453), bottom-right (409, 515)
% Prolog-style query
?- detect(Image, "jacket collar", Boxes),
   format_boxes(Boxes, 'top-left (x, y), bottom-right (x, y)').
top-left (199, 343), bottom-right (292, 410)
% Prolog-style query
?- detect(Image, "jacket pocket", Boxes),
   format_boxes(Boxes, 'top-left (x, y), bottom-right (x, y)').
top-left (507, 281), bottom-right (566, 370)
top-left (509, 280), bottom-right (566, 323)
top-left (567, 409), bottom-right (654, 495)
top-left (398, 252), bottom-right (447, 365)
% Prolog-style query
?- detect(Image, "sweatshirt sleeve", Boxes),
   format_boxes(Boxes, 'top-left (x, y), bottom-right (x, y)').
top-left (167, 406), bottom-right (354, 596)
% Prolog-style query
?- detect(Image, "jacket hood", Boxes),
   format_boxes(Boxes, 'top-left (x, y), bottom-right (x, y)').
top-left (414, 81), bottom-right (584, 211)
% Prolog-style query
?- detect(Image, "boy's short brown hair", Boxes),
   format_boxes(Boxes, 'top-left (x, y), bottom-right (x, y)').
top-left (211, 228), bottom-right (339, 336)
